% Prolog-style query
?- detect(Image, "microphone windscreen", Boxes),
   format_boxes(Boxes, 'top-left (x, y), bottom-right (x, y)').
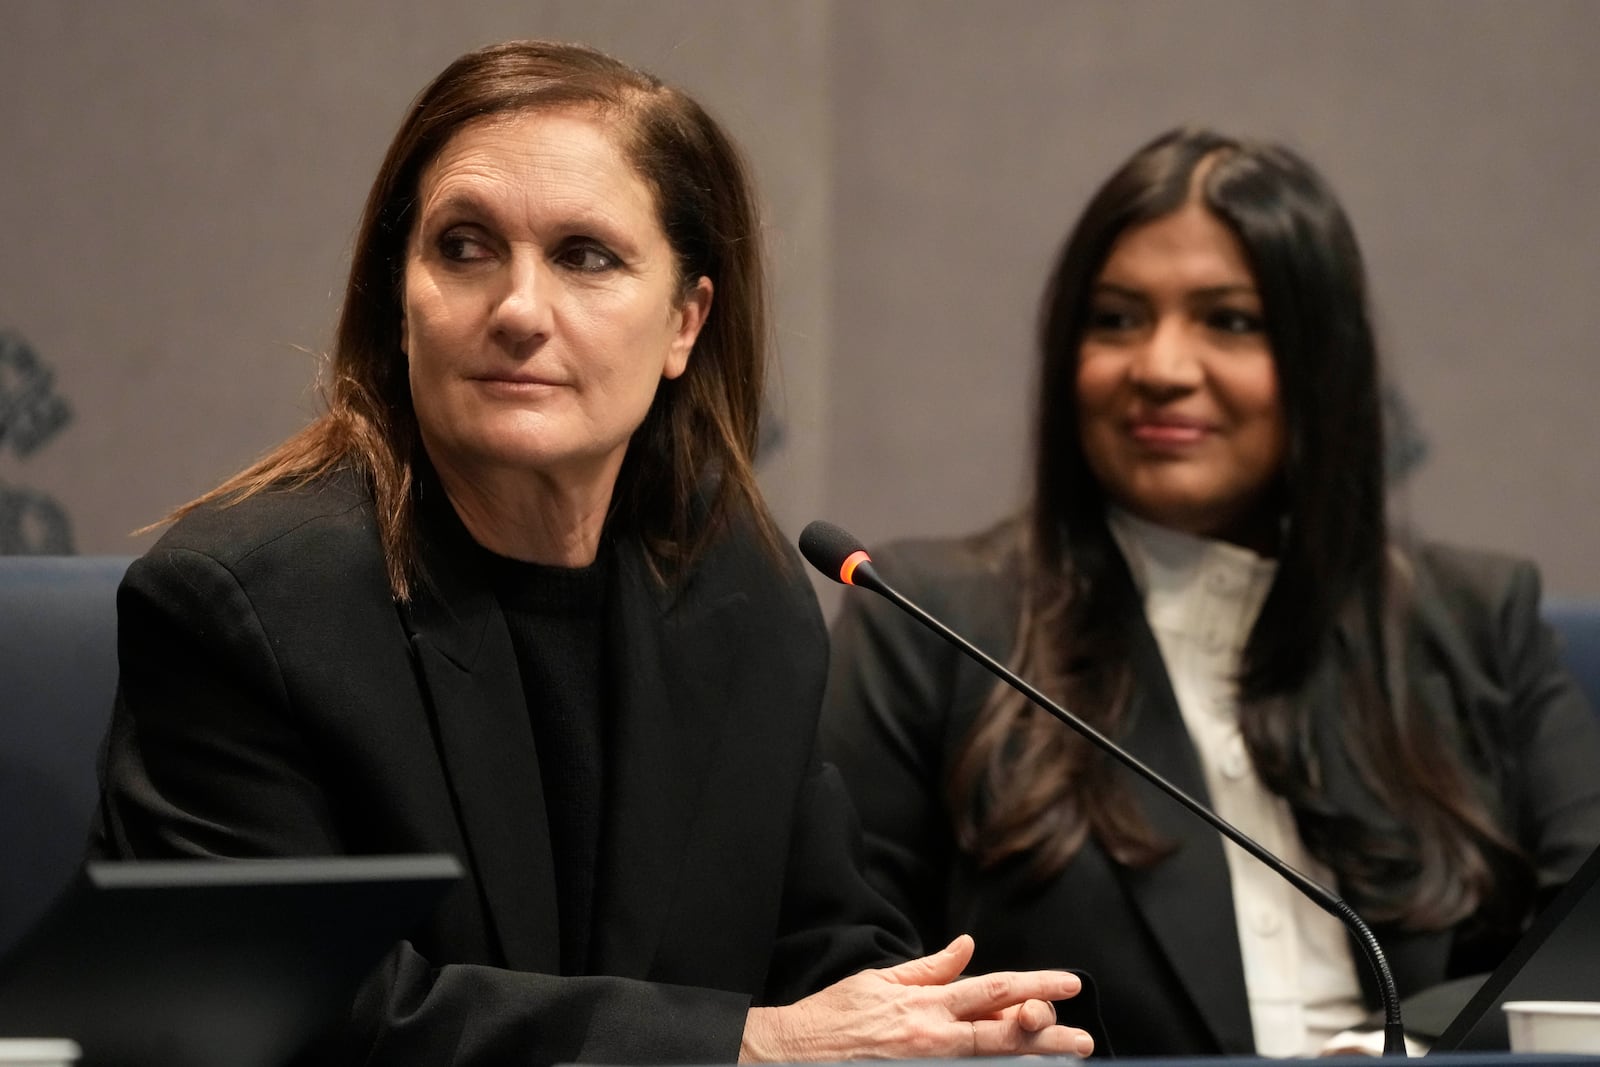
top-left (798, 520), bottom-right (868, 583)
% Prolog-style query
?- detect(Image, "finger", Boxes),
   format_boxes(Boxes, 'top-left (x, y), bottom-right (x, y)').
top-left (946, 968), bottom-right (1083, 1018)
top-left (876, 933), bottom-right (975, 987)
top-left (973, 1018), bottom-right (1095, 1059)
top-left (1015, 997), bottom-right (1057, 1032)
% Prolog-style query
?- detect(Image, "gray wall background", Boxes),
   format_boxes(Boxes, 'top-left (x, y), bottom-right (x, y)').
top-left (3, 1), bottom-right (1596, 606)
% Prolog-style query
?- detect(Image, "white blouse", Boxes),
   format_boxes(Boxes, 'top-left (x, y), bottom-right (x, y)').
top-left (1108, 508), bottom-right (1369, 1057)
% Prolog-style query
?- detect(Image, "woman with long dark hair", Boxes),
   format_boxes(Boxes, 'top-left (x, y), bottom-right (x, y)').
top-left (821, 127), bottom-right (1600, 1058)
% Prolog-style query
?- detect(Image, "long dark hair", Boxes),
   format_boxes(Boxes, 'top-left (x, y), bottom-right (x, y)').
top-left (167, 40), bottom-right (776, 597)
top-left (950, 127), bottom-right (1526, 930)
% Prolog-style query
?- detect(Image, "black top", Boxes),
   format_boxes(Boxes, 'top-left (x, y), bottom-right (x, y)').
top-left (488, 548), bottom-right (609, 976)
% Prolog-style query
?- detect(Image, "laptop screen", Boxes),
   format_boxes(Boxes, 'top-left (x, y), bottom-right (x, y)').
top-left (0, 855), bottom-right (460, 1067)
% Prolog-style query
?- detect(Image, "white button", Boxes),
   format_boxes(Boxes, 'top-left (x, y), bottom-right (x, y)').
top-left (1253, 908), bottom-right (1282, 936)
top-left (1206, 569), bottom-right (1238, 595)
top-left (1222, 744), bottom-right (1250, 780)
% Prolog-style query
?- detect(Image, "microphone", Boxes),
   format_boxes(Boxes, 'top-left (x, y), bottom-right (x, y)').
top-left (800, 519), bottom-right (1408, 1057)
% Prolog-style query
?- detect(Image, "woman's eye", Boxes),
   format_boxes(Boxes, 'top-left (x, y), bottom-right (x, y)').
top-left (1209, 308), bottom-right (1265, 335)
top-left (438, 231), bottom-right (491, 262)
top-left (557, 242), bottom-right (620, 273)
top-left (1086, 306), bottom-right (1141, 333)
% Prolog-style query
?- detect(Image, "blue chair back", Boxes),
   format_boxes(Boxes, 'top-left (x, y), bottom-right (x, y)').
top-left (0, 555), bottom-right (133, 953)
top-left (1546, 598), bottom-right (1600, 719)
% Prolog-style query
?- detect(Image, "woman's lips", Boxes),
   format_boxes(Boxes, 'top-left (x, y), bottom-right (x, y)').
top-left (473, 375), bottom-right (564, 396)
top-left (1127, 417), bottom-right (1210, 447)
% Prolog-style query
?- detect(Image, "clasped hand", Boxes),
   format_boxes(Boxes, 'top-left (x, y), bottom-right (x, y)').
top-left (740, 934), bottom-right (1094, 1060)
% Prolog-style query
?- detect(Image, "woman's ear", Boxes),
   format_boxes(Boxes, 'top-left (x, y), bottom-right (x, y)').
top-left (664, 275), bottom-right (713, 381)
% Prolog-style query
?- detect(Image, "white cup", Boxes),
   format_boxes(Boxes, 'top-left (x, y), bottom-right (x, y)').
top-left (1503, 1000), bottom-right (1600, 1054)
top-left (0, 1039), bottom-right (81, 1067)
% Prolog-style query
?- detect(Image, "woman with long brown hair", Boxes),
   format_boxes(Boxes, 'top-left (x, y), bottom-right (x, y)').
top-left (821, 127), bottom-right (1600, 1058)
top-left (95, 39), bottom-right (1097, 1066)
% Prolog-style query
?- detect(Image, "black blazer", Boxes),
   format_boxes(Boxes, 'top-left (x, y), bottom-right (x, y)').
top-left (819, 521), bottom-right (1600, 1058)
top-left (96, 470), bottom-right (916, 1066)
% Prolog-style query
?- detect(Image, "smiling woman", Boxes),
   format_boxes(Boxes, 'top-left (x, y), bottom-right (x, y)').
top-left (820, 127), bottom-right (1600, 1059)
top-left (1076, 196), bottom-right (1286, 553)
top-left (92, 38), bottom-right (1098, 1067)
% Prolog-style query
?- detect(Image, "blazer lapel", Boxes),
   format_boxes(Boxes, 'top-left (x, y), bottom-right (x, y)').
top-left (589, 538), bottom-right (746, 977)
top-left (1109, 581), bottom-right (1256, 1053)
top-left (402, 499), bottom-right (560, 974)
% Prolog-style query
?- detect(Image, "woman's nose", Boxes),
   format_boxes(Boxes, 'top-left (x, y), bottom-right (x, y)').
top-left (1128, 318), bottom-right (1203, 394)
top-left (492, 255), bottom-right (554, 343)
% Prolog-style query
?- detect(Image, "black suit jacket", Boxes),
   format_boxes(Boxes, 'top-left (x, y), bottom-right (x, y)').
top-left (820, 521), bottom-right (1600, 1058)
top-left (97, 470), bottom-right (916, 1065)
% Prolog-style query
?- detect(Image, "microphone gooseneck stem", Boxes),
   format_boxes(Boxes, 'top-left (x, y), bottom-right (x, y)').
top-left (852, 557), bottom-right (1407, 1057)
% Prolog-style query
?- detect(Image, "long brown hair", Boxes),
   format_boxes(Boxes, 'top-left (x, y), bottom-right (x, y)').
top-left (168, 40), bottom-right (776, 598)
top-left (950, 128), bottom-right (1527, 931)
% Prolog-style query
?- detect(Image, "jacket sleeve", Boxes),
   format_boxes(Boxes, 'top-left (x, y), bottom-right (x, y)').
top-left (96, 545), bottom-right (754, 1066)
top-left (1409, 542), bottom-right (1600, 901)
top-left (349, 948), bottom-right (750, 1066)
top-left (99, 546), bottom-right (348, 859)
top-left (1484, 557), bottom-right (1600, 889)
top-left (759, 750), bottom-right (922, 1005)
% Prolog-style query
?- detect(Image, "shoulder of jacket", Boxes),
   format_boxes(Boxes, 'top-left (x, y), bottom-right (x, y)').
top-left (1394, 538), bottom-right (1549, 672)
top-left (1403, 538), bottom-right (1538, 609)
top-left (867, 516), bottom-right (1027, 629)
top-left (146, 468), bottom-right (381, 576)
top-left (875, 516), bottom-right (1022, 585)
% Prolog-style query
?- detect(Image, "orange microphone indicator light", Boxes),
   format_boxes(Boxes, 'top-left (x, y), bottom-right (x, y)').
top-left (839, 550), bottom-right (871, 586)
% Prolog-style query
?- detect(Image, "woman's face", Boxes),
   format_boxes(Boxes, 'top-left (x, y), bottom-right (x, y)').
top-left (401, 107), bottom-right (711, 492)
top-left (1075, 200), bottom-right (1287, 549)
